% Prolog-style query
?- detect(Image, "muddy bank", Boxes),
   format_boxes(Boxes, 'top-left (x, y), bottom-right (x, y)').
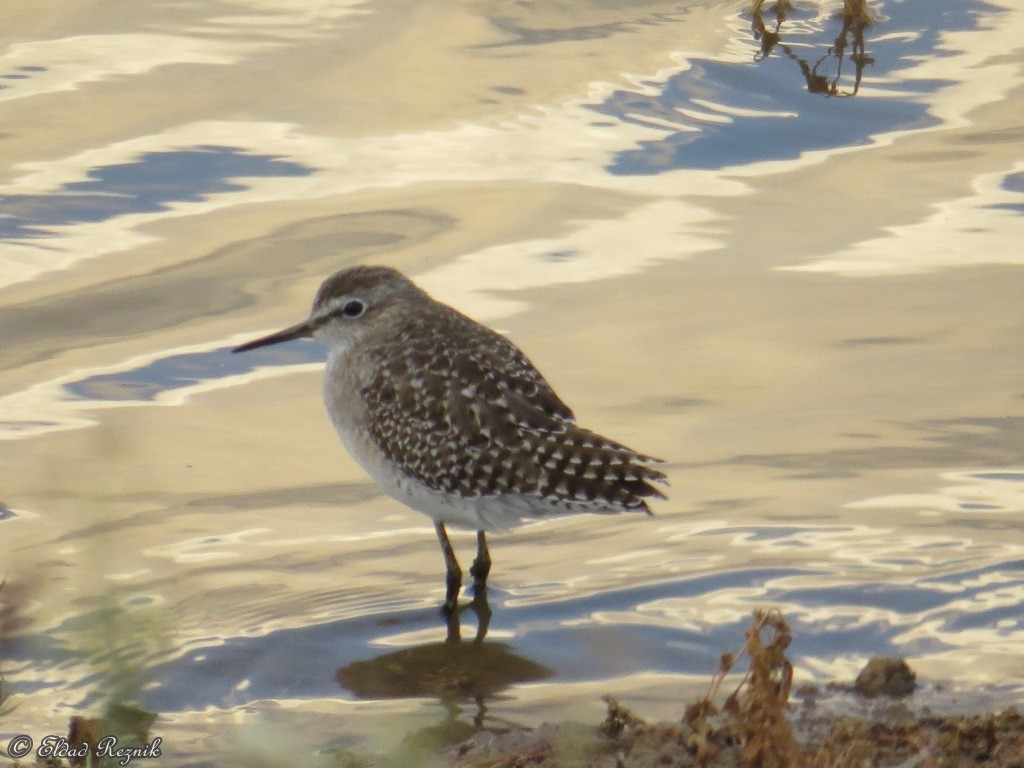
top-left (445, 612), bottom-right (1023, 767)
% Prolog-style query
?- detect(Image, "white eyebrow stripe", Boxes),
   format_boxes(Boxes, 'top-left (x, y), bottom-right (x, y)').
top-left (311, 296), bottom-right (364, 324)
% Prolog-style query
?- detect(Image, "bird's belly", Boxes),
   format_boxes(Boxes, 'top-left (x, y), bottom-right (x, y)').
top-left (331, 421), bottom-right (526, 531)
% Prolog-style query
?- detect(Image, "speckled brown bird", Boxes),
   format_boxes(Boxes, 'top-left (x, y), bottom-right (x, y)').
top-left (234, 265), bottom-right (667, 611)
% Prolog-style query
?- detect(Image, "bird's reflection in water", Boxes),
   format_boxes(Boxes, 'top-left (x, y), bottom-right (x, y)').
top-left (336, 591), bottom-right (553, 735)
top-left (751, 0), bottom-right (873, 96)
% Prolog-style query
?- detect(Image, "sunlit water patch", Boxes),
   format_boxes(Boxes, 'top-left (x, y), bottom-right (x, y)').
top-left (0, 34), bottom-right (263, 104)
top-left (849, 468), bottom-right (1024, 517)
top-left (783, 161), bottom-right (1024, 274)
top-left (0, 1), bottom-right (367, 104)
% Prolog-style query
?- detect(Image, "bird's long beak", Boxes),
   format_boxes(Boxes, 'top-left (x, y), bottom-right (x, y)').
top-left (232, 320), bottom-right (315, 353)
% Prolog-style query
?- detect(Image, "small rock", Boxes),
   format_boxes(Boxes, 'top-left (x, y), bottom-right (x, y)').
top-left (854, 657), bottom-right (916, 699)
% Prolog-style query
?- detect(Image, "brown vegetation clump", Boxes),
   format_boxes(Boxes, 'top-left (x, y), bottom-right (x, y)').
top-left (678, 608), bottom-right (799, 767)
top-left (725, 609), bottom-right (799, 767)
top-left (562, 610), bottom-right (803, 768)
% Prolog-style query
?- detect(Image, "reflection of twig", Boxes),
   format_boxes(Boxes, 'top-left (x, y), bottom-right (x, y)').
top-left (751, 0), bottom-right (874, 97)
top-left (751, 0), bottom-right (791, 60)
top-left (843, 0), bottom-right (872, 26)
top-left (831, 0), bottom-right (875, 95)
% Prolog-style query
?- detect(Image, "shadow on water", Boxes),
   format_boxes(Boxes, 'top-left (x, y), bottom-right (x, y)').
top-left (337, 591), bottom-right (553, 729)
top-left (64, 341), bottom-right (326, 403)
top-left (0, 146), bottom-right (311, 240)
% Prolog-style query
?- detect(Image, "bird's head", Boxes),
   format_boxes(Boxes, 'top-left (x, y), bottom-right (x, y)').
top-left (232, 265), bottom-right (424, 355)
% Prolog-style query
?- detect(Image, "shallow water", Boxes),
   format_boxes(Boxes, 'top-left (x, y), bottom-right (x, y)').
top-left (1, 0), bottom-right (1023, 763)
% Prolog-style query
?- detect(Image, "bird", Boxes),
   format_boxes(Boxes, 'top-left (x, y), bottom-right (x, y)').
top-left (233, 265), bottom-right (667, 613)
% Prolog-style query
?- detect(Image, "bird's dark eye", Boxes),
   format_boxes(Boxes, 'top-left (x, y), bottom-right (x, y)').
top-left (342, 300), bottom-right (365, 318)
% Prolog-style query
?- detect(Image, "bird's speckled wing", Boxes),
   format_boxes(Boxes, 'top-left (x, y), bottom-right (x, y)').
top-left (360, 305), bottom-right (666, 514)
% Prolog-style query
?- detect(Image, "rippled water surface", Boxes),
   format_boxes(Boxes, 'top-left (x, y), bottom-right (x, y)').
top-left (2, 0), bottom-right (1023, 762)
